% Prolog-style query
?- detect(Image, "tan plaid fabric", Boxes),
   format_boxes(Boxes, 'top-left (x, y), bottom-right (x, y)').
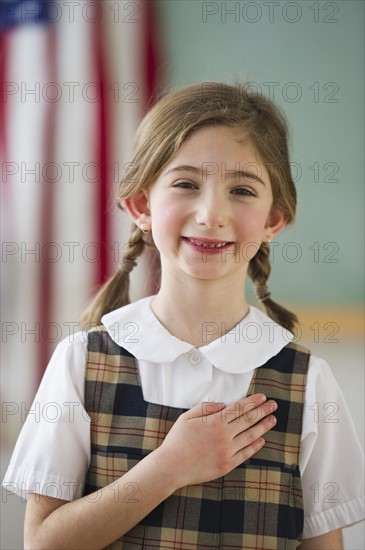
top-left (84, 327), bottom-right (310, 549)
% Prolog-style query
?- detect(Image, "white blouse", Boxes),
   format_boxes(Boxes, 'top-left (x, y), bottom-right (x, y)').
top-left (3, 295), bottom-right (364, 540)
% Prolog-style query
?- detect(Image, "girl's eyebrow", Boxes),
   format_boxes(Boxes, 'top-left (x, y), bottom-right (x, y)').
top-left (162, 164), bottom-right (266, 186)
top-left (162, 165), bottom-right (200, 176)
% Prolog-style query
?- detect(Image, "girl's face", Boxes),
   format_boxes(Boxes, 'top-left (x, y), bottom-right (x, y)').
top-left (131, 125), bottom-right (286, 285)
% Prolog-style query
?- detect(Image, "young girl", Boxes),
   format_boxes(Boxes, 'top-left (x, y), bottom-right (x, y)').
top-left (3, 83), bottom-right (364, 549)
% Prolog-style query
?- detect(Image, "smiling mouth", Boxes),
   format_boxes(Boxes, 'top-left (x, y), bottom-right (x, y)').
top-left (182, 237), bottom-right (234, 249)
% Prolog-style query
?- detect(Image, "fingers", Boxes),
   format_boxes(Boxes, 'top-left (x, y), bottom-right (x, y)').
top-left (231, 436), bottom-right (266, 466)
top-left (184, 401), bottom-right (226, 420)
top-left (231, 413), bottom-right (277, 464)
top-left (185, 394), bottom-right (277, 432)
top-left (222, 393), bottom-right (266, 420)
top-left (219, 397), bottom-right (278, 463)
top-left (241, 400), bottom-right (278, 424)
top-left (221, 396), bottom-right (277, 427)
top-left (234, 412), bottom-right (277, 448)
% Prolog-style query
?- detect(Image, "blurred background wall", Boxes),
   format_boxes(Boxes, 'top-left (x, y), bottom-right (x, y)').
top-left (1, 0), bottom-right (364, 548)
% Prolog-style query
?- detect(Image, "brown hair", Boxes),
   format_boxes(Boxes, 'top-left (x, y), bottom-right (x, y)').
top-left (80, 82), bottom-right (298, 332)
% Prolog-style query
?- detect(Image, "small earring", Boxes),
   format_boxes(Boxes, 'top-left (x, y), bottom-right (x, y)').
top-left (140, 222), bottom-right (150, 235)
top-left (262, 237), bottom-right (271, 247)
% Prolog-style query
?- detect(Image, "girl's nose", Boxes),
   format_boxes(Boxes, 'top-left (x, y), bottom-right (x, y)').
top-left (195, 194), bottom-right (228, 228)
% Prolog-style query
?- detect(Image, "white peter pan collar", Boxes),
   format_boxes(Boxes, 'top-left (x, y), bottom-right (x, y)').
top-left (101, 295), bottom-right (293, 374)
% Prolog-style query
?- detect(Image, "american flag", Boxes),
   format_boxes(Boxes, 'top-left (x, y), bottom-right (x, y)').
top-left (1, 0), bottom-right (162, 441)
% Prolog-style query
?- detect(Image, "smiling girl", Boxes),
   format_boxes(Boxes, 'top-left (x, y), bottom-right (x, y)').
top-left (3, 82), bottom-right (364, 549)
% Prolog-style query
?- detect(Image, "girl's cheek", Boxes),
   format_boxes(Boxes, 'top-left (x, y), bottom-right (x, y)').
top-left (152, 198), bottom-right (184, 224)
top-left (237, 216), bottom-right (266, 236)
top-left (156, 210), bottom-right (179, 229)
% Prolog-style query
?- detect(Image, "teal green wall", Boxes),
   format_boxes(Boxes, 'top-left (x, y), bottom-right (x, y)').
top-left (157, 0), bottom-right (364, 306)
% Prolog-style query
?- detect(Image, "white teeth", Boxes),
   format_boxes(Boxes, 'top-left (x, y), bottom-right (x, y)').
top-left (188, 238), bottom-right (228, 248)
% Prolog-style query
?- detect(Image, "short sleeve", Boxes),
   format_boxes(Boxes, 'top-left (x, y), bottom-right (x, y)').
top-left (300, 356), bottom-right (365, 538)
top-left (2, 332), bottom-right (90, 501)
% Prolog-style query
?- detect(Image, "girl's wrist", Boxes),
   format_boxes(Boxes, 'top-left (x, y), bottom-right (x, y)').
top-left (151, 445), bottom-right (185, 493)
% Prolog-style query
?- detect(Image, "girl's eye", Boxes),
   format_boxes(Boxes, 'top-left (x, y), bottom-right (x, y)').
top-left (232, 187), bottom-right (255, 197)
top-left (173, 181), bottom-right (198, 189)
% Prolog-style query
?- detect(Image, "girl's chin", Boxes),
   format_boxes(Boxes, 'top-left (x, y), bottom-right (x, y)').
top-left (179, 260), bottom-right (247, 282)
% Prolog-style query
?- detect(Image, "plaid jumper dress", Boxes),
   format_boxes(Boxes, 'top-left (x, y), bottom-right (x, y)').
top-left (83, 326), bottom-right (310, 550)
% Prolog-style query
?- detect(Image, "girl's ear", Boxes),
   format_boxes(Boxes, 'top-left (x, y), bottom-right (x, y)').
top-left (124, 190), bottom-right (151, 226)
top-left (264, 209), bottom-right (288, 240)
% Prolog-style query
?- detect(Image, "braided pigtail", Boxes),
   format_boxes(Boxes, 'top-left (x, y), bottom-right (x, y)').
top-left (79, 224), bottom-right (147, 327)
top-left (248, 244), bottom-right (298, 334)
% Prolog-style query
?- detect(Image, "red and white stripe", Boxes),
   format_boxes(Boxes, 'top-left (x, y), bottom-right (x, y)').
top-left (1, 1), bottom-right (162, 441)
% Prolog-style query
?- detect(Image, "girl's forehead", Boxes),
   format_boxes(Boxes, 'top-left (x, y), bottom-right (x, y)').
top-left (156, 124), bottom-right (270, 187)
top-left (170, 125), bottom-right (263, 165)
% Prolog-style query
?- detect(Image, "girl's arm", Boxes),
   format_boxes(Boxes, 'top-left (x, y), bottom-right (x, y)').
top-left (298, 529), bottom-right (343, 549)
top-left (25, 394), bottom-right (277, 550)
